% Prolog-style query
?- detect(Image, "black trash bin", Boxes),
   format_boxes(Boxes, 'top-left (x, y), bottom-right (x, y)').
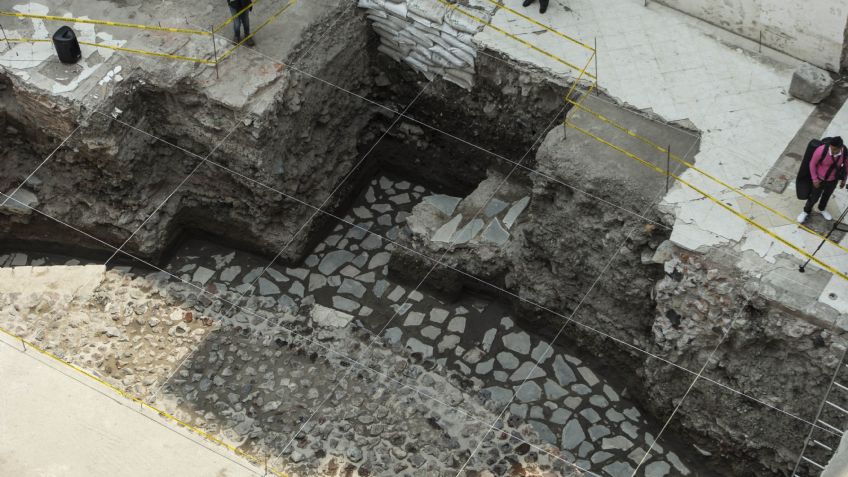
top-left (53, 26), bottom-right (81, 64)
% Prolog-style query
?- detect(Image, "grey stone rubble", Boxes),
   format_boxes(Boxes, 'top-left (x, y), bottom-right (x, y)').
top-left (0, 175), bottom-right (691, 476)
top-left (356, 0), bottom-right (492, 89)
top-left (788, 62), bottom-right (835, 104)
top-left (407, 172), bottom-right (532, 249)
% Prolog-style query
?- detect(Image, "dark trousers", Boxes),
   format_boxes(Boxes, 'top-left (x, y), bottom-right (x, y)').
top-left (229, 6), bottom-right (250, 38)
top-left (804, 180), bottom-right (838, 213)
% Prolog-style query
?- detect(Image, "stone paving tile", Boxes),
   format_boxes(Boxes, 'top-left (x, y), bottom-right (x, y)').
top-left (1, 174), bottom-right (687, 475)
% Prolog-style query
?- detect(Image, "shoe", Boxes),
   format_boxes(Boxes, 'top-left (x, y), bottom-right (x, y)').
top-left (522, 0), bottom-right (533, 6)
top-left (822, 210), bottom-right (833, 221)
top-left (246, 36), bottom-right (255, 47)
top-left (797, 212), bottom-right (808, 223)
top-left (234, 33), bottom-right (241, 44)
top-left (540, 3), bottom-right (547, 13)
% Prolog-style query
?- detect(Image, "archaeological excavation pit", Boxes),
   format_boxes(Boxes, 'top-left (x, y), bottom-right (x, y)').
top-left (3, 0), bottom-right (848, 476)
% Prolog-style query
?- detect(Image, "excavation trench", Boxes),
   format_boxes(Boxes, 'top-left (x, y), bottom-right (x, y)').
top-left (1, 5), bottom-right (845, 477)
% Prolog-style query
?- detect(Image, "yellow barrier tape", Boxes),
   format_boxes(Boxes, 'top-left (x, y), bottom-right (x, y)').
top-left (479, 0), bottom-right (594, 52)
top-left (213, 0), bottom-right (264, 34)
top-left (5, 38), bottom-right (215, 64)
top-left (565, 120), bottom-right (848, 283)
top-left (433, 0), bottom-right (595, 80)
top-left (0, 11), bottom-right (209, 36)
top-left (217, 0), bottom-right (296, 62)
top-left (563, 51), bottom-right (593, 106)
top-left (0, 324), bottom-right (289, 477)
top-left (566, 97), bottom-right (848, 259)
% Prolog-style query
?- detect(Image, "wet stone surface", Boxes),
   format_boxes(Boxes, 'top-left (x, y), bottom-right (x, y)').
top-left (0, 175), bottom-right (691, 476)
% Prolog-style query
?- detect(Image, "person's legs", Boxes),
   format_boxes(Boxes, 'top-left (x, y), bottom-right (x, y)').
top-left (817, 180), bottom-right (839, 212)
top-left (522, 0), bottom-right (535, 7)
top-left (230, 7), bottom-right (241, 41)
top-left (539, 0), bottom-right (549, 13)
top-left (804, 186), bottom-right (824, 214)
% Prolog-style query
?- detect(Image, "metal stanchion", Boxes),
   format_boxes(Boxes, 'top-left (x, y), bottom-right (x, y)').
top-left (800, 204), bottom-right (848, 273)
top-left (20, 337), bottom-right (26, 352)
top-left (211, 25), bottom-right (219, 78)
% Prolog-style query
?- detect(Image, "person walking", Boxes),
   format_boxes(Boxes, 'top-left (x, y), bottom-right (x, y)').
top-left (798, 136), bottom-right (847, 223)
top-left (521, 0), bottom-right (549, 14)
top-left (227, 0), bottom-right (255, 46)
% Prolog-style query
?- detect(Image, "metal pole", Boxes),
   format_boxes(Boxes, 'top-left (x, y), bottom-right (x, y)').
top-left (211, 25), bottom-right (219, 79)
top-left (594, 37), bottom-right (598, 88)
top-left (665, 145), bottom-right (671, 192)
top-left (20, 337), bottom-right (26, 352)
top-left (758, 30), bottom-right (762, 53)
top-left (0, 24), bottom-right (12, 51)
top-left (799, 203), bottom-right (848, 272)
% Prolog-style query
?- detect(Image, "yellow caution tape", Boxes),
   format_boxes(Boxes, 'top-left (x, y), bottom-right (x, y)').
top-left (4, 38), bottom-right (215, 64)
top-left (0, 325), bottom-right (290, 477)
top-left (213, 0), bottom-right (264, 34)
top-left (565, 120), bottom-right (848, 283)
top-left (566, 97), bottom-right (848, 259)
top-left (217, 0), bottom-right (297, 62)
top-left (0, 11), bottom-right (209, 36)
top-left (478, 0), bottom-right (594, 51)
top-left (433, 0), bottom-right (595, 80)
top-left (563, 52), bottom-right (593, 104)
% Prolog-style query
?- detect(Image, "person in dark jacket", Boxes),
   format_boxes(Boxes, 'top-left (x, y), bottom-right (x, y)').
top-left (521, 0), bottom-right (549, 14)
top-left (798, 136), bottom-right (847, 223)
top-left (227, 0), bottom-right (255, 45)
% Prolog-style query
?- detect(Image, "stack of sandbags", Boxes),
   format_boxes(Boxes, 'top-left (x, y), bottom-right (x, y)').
top-left (357, 0), bottom-right (492, 90)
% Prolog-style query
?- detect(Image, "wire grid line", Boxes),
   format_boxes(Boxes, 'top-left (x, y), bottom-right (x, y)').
top-left (62, 112), bottom-right (845, 439)
top-left (180, 30), bottom-right (670, 238)
top-left (5, 8), bottom-right (844, 468)
top-left (452, 138), bottom-right (695, 476)
top-left (629, 299), bottom-right (752, 476)
top-left (271, 103), bottom-right (575, 475)
top-left (1, 179), bottom-right (841, 469)
top-left (38, 102), bottom-right (848, 442)
top-left (0, 332), bottom-right (268, 477)
top-left (0, 124), bottom-right (81, 208)
top-left (152, 81), bottom-right (433, 401)
top-left (268, 53), bottom-right (596, 471)
top-left (791, 347), bottom-right (848, 475)
top-left (0, 190), bottom-right (598, 474)
top-left (566, 97), bottom-right (848, 260)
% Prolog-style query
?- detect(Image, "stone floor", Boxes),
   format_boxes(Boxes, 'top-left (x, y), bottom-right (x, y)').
top-left (0, 173), bottom-right (694, 476)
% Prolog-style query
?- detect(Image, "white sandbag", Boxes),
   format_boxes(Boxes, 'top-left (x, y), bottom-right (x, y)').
top-left (440, 31), bottom-right (476, 57)
top-left (406, 26), bottom-right (435, 47)
top-left (404, 55), bottom-right (429, 72)
top-left (408, 12), bottom-right (434, 28)
top-left (445, 68), bottom-right (474, 89)
top-left (407, 0), bottom-right (448, 24)
top-left (372, 23), bottom-right (398, 39)
top-left (384, 1), bottom-right (408, 19)
top-left (385, 0), bottom-right (404, 3)
top-left (445, 7), bottom-right (489, 34)
top-left (371, 18), bottom-right (402, 37)
top-left (422, 68), bottom-right (437, 81)
top-left (448, 46), bottom-right (474, 66)
top-left (413, 44), bottom-right (433, 61)
top-left (371, 17), bottom-right (406, 34)
top-left (446, 67), bottom-right (474, 83)
top-left (365, 9), bottom-right (388, 19)
top-left (439, 21), bottom-right (460, 37)
top-left (430, 44), bottom-right (464, 67)
top-left (378, 44), bottom-right (404, 62)
top-left (444, 73), bottom-right (473, 90)
top-left (428, 52), bottom-right (455, 68)
top-left (357, 0), bottom-right (386, 10)
top-left (397, 29), bottom-right (419, 46)
top-left (427, 32), bottom-right (451, 50)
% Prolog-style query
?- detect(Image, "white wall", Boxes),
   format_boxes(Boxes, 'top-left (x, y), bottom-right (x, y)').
top-left (655, 0), bottom-right (848, 72)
